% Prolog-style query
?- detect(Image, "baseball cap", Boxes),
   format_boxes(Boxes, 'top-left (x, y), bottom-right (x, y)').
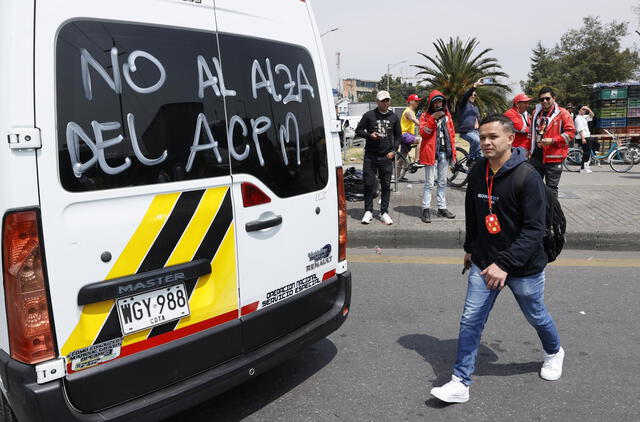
top-left (513, 93), bottom-right (533, 104)
top-left (565, 103), bottom-right (576, 109)
top-left (376, 90), bottom-right (391, 101)
top-left (406, 94), bottom-right (422, 103)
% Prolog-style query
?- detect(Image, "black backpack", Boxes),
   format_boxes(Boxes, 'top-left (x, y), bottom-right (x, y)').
top-left (512, 163), bottom-right (566, 263)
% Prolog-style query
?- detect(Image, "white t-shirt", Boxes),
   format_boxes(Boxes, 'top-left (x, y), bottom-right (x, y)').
top-left (574, 114), bottom-right (591, 139)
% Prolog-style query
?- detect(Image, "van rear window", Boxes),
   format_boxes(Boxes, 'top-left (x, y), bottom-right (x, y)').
top-left (56, 21), bottom-right (328, 196)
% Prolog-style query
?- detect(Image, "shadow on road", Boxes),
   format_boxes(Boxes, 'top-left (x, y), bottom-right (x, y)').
top-left (398, 333), bottom-right (540, 407)
top-left (163, 338), bottom-right (338, 422)
top-left (393, 204), bottom-right (421, 218)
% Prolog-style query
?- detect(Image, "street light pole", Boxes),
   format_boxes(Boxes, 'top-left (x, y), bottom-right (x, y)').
top-left (320, 27), bottom-right (339, 37)
top-left (386, 60), bottom-right (407, 92)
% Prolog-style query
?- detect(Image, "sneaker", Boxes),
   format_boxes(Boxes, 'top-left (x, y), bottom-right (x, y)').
top-left (540, 347), bottom-right (564, 381)
top-left (579, 169), bottom-right (592, 173)
top-left (421, 208), bottom-right (431, 223)
top-left (381, 212), bottom-right (393, 225)
top-left (437, 208), bottom-right (455, 219)
top-left (430, 375), bottom-right (469, 403)
top-left (399, 176), bottom-right (409, 182)
top-left (361, 211), bottom-right (373, 224)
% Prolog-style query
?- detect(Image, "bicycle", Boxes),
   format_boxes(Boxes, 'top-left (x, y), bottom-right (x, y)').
top-left (395, 143), bottom-right (424, 181)
top-left (564, 129), bottom-right (640, 173)
top-left (447, 146), bottom-right (475, 187)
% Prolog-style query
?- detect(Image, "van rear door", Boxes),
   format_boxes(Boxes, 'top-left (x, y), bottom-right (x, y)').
top-left (214, 1), bottom-right (341, 350)
top-left (34, 0), bottom-right (243, 412)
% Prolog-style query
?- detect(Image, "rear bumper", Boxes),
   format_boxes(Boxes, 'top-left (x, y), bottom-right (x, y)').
top-left (0, 271), bottom-right (351, 422)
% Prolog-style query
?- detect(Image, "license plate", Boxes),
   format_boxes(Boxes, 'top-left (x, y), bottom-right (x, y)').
top-left (116, 283), bottom-right (190, 335)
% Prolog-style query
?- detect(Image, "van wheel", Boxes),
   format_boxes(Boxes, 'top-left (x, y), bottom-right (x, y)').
top-left (0, 393), bottom-right (18, 422)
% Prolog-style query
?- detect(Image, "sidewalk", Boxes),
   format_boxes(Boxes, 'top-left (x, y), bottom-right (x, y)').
top-left (346, 163), bottom-right (640, 251)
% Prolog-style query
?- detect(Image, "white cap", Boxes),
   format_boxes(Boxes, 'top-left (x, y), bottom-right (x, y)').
top-left (376, 90), bottom-right (391, 101)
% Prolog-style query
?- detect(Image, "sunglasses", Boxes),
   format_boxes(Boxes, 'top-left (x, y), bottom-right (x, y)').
top-left (379, 98), bottom-right (390, 102)
top-left (539, 97), bottom-right (553, 102)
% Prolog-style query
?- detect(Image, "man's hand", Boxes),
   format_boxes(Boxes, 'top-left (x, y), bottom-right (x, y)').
top-left (432, 111), bottom-right (445, 120)
top-left (463, 253), bottom-right (472, 269)
top-left (541, 138), bottom-right (553, 146)
top-left (386, 151), bottom-right (395, 159)
top-left (370, 132), bottom-right (381, 140)
top-left (480, 263), bottom-right (507, 290)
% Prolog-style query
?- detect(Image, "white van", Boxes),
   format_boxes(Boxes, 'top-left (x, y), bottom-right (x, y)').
top-left (0, 1), bottom-right (351, 420)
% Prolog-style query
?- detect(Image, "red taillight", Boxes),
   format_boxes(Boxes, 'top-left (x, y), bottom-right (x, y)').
top-left (336, 168), bottom-right (347, 261)
top-left (241, 182), bottom-right (271, 207)
top-left (2, 210), bottom-right (55, 364)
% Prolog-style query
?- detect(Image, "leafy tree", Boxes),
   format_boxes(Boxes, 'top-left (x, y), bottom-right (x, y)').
top-left (522, 16), bottom-right (640, 106)
top-left (414, 37), bottom-right (511, 119)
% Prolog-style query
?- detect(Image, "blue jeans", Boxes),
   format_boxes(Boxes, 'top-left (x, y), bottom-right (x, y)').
top-left (422, 151), bottom-right (448, 210)
top-left (460, 130), bottom-right (480, 160)
top-left (453, 264), bottom-right (560, 385)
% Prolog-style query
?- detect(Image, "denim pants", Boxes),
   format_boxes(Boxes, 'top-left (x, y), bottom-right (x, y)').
top-left (453, 264), bottom-right (560, 386)
top-left (422, 151), bottom-right (448, 210)
top-left (460, 130), bottom-right (480, 160)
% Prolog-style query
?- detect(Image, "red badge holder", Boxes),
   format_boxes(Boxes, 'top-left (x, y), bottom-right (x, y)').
top-left (485, 213), bottom-right (501, 234)
top-left (485, 163), bottom-right (501, 234)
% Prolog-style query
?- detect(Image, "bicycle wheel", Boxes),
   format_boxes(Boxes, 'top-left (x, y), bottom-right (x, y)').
top-left (609, 147), bottom-right (637, 173)
top-left (563, 148), bottom-right (583, 172)
top-left (447, 147), bottom-right (470, 187)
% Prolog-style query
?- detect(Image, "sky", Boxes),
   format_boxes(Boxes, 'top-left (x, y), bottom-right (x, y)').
top-left (311, 0), bottom-right (640, 96)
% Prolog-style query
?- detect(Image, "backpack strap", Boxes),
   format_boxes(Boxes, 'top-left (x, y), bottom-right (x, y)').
top-left (512, 162), bottom-right (535, 204)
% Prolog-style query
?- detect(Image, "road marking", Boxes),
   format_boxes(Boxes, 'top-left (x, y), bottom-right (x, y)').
top-left (347, 255), bottom-right (640, 267)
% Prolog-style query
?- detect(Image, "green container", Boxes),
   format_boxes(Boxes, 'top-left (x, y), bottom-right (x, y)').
top-left (595, 108), bottom-right (627, 118)
top-left (598, 87), bottom-right (628, 100)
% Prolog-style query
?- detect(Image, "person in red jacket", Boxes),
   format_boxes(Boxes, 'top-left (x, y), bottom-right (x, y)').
top-left (418, 90), bottom-right (456, 223)
top-left (529, 87), bottom-right (576, 198)
top-left (504, 93), bottom-right (532, 152)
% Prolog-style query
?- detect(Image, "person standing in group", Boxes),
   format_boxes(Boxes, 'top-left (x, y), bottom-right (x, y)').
top-left (430, 115), bottom-right (563, 404)
top-left (418, 90), bottom-right (456, 223)
top-left (574, 105), bottom-right (595, 173)
top-left (457, 78), bottom-right (485, 163)
top-left (356, 90), bottom-right (402, 225)
top-left (529, 87), bottom-right (576, 198)
top-left (504, 93), bottom-right (533, 152)
top-left (398, 94), bottom-right (424, 181)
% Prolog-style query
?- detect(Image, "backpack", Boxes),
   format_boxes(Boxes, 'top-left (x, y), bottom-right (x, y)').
top-left (512, 163), bottom-right (566, 263)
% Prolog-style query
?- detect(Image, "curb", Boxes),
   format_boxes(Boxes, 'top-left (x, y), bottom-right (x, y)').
top-left (347, 229), bottom-right (640, 251)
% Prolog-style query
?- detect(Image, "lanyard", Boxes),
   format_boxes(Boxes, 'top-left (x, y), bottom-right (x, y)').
top-left (485, 162), bottom-right (495, 213)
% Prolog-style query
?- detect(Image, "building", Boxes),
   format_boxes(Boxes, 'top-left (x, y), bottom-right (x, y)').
top-left (342, 78), bottom-right (377, 102)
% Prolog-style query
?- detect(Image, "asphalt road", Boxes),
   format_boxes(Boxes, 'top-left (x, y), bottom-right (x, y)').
top-left (166, 248), bottom-right (640, 422)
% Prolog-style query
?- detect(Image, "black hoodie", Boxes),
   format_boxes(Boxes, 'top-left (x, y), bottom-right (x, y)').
top-left (464, 147), bottom-right (548, 276)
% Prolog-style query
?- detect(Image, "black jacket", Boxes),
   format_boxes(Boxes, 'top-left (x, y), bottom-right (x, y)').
top-left (355, 108), bottom-right (401, 156)
top-left (464, 147), bottom-right (548, 276)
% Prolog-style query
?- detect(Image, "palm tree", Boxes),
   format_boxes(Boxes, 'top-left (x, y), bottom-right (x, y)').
top-left (415, 37), bottom-right (511, 118)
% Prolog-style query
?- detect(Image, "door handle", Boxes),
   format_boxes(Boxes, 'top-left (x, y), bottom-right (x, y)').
top-left (245, 215), bottom-right (283, 232)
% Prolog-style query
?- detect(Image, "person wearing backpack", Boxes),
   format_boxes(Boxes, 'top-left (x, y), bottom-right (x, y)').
top-left (430, 115), bottom-right (564, 404)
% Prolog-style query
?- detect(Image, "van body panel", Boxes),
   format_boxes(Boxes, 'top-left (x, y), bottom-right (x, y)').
top-left (214, 1), bottom-right (340, 346)
top-left (0, 0), bottom-right (39, 353)
top-left (0, 0), bottom-right (351, 418)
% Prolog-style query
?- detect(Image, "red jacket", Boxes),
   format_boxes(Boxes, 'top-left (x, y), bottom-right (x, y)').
top-left (504, 107), bottom-right (531, 151)
top-left (419, 90), bottom-right (456, 166)
top-left (530, 104), bottom-right (576, 163)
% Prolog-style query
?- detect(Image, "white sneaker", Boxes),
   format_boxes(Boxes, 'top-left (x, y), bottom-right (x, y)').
top-left (540, 347), bottom-right (564, 381)
top-left (361, 211), bottom-right (373, 224)
top-left (381, 212), bottom-right (393, 225)
top-left (430, 375), bottom-right (469, 403)
top-left (580, 168), bottom-right (593, 173)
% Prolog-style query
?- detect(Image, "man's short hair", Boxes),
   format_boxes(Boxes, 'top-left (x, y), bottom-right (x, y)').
top-left (479, 114), bottom-right (514, 134)
top-left (538, 86), bottom-right (556, 98)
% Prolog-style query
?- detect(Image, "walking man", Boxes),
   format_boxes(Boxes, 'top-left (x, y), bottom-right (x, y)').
top-left (430, 115), bottom-right (564, 403)
top-left (356, 90), bottom-right (401, 225)
top-left (418, 90), bottom-right (456, 223)
top-left (504, 93), bottom-right (533, 152)
top-left (530, 87), bottom-right (575, 198)
top-left (574, 105), bottom-right (595, 173)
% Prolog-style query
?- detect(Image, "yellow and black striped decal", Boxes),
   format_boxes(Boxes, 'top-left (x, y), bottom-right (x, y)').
top-left (61, 187), bottom-right (249, 370)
